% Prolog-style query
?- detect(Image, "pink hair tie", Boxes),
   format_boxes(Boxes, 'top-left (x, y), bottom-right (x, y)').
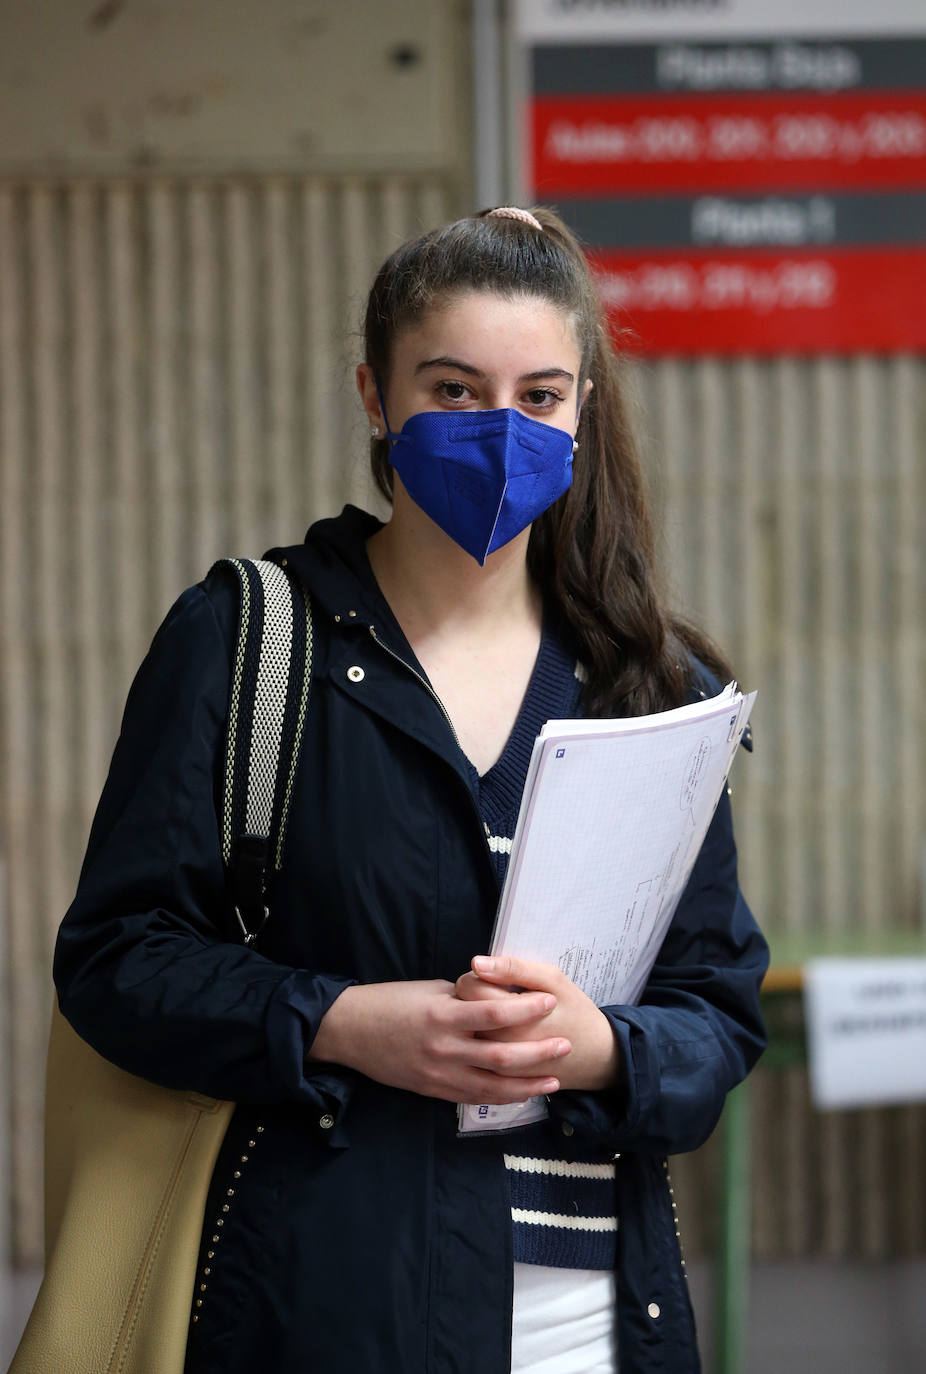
top-left (487, 206), bottom-right (543, 231)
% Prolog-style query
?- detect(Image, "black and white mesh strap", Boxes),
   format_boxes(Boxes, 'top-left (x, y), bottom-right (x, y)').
top-left (211, 557), bottom-right (314, 945)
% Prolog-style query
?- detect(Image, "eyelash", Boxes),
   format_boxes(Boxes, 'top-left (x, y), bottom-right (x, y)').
top-left (434, 380), bottom-right (564, 409)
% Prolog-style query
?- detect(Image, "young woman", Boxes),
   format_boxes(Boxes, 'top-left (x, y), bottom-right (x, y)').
top-left (54, 206), bottom-right (768, 1374)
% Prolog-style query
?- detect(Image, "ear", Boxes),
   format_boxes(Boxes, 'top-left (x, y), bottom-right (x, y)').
top-left (576, 377), bottom-right (593, 422)
top-left (356, 364), bottom-right (385, 433)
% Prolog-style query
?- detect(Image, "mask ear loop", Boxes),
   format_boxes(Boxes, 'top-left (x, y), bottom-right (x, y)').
top-left (373, 377), bottom-right (402, 443)
top-left (573, 376), bottom-right (593, 454)
top-left (572, 388), bottom-right (583, 455)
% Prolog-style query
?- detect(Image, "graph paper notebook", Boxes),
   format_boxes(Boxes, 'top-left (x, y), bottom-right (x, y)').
top-left (458, 681), bottom-right (757, 1135)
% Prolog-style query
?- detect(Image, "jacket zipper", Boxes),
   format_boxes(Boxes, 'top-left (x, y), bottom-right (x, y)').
top-left (367, 626), bottom-right (463, 751)
top-left (366, 625), bottom-right (499, 878)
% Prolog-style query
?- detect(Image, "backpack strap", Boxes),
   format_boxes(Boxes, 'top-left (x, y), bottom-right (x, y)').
top-left (210, 557), bottom-right (314, 945)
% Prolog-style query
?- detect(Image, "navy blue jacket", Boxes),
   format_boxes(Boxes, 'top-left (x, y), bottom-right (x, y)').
top-left (55, 505), bottom-right (768, 1374)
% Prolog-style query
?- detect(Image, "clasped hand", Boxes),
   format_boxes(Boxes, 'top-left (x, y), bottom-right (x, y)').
top-left (308, 955), bottom-right (618, 1105)
top-left (456, 956), bottom-right (618, 1095)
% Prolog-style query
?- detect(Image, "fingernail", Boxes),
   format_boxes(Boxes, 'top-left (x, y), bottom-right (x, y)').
top-left (541, 1078), bottom-right (560, 1093)
top-left (473, 956), bottom-right (494, 972)
top-left (554, 1040), bottom-right (570, 1057)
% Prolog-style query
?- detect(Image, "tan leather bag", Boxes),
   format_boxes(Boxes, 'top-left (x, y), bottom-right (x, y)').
top-left (10, 1004), bottom-right (234, 1374)
top-left (11, 558), bottom-right (312, 1373)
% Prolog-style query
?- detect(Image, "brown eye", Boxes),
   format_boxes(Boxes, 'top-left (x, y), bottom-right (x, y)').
top-left (437, 380), bottom-right (469, 402)
top-left (525, 388), bottom-right (560, 409)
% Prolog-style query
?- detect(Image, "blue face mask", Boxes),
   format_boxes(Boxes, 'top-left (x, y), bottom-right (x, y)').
top-left (383, 407), bottom-right (575, 566)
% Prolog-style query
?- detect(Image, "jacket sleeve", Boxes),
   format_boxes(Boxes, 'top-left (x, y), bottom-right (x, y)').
top-left (53, 576), bottom-right (357, 1118)
top-left (548, 779), bottom-right (769, 1157)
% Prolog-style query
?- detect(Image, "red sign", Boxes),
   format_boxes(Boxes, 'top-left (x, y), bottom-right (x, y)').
top-left (591, 245), bottom-right (926, 354)
top-left (520, 19), bottom-right (926, 353)
top-left (533, 92), bottom-right (926, 197)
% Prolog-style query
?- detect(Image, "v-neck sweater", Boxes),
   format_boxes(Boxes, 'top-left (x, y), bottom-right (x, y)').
top-left (464, 623), bottom-right (619, 1272)
top-left (359, 550), bottom-right (618, 1271)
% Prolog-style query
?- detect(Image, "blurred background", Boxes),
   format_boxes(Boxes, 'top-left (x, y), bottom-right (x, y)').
top-left (0, 2), bottom-right (924, 1369)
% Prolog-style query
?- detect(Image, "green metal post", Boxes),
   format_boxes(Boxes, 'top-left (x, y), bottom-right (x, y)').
top-left (716, 1079), bottom-right (751, 1374)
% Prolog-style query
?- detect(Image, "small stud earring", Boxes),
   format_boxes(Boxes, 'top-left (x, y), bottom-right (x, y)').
top-left (572, 439), bottom-right (579, 454)
top-left (371, 426), bottom-right (380, 439)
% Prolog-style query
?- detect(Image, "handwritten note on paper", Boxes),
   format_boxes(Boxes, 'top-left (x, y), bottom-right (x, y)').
top-left (459, 683), bottom-right (756, 1135)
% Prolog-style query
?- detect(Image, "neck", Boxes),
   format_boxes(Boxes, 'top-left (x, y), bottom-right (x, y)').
top-left (366, 488), bottom-right (541, 641)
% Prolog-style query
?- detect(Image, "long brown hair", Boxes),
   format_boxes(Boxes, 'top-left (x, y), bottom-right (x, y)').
top-left (363, 206), bottom-right (731, 717)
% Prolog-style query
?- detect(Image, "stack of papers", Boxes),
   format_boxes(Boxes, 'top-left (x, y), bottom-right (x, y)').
top-left (459, 681), bottom-right (756, 1134)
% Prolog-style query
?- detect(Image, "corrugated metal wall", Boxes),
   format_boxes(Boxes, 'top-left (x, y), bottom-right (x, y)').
top-left (1, 177), bottom-right (924, 1265)
top-left (631, 357), bottom-right (926, 1262)
top-left (0, 174), bottom-right (451, 1263)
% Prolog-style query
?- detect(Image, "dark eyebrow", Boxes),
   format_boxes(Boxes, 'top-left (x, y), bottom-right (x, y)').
top-left (520, 368), bottom-right (575, 384)
top-left (415, 356), bottom-right (485, 377)
top-left (414, 356), bottom-right (575, 385)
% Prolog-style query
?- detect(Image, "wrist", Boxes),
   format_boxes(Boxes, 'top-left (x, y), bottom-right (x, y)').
top-left (306, 984), bottom-right (360, 1066)
top-left (561, 1011), bottom-right (620, 1092)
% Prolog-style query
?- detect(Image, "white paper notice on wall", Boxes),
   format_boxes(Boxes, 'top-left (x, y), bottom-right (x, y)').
top-left (804, 958), bottom-right (926, 1110)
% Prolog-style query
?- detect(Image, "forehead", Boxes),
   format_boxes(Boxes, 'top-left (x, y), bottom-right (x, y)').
top-left (393, 289), bottom-right (581, 370)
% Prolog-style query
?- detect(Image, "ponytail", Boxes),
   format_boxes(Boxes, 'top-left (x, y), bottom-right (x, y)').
top-left (363, 206), bottom-right (732, 717)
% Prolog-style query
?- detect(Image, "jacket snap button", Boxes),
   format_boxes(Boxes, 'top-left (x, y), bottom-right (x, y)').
top-left (347, 666), bottom-right (365, 683)
top-left (560, 1121), bottom-right (574, 1137)
top-left (647, 1303), bottom-right (660, 1320)
top-left (319, 1112), bottom-right (335, 1130)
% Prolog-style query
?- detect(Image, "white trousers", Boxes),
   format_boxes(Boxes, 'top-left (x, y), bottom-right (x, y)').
top-left (510, 1262), bottom-right (618, 1374)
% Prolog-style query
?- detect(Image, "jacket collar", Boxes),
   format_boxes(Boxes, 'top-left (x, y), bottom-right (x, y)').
top-left (266, 506), bottom-right (494, 820)
top-left (266, 504), bottom-right (393, 634)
